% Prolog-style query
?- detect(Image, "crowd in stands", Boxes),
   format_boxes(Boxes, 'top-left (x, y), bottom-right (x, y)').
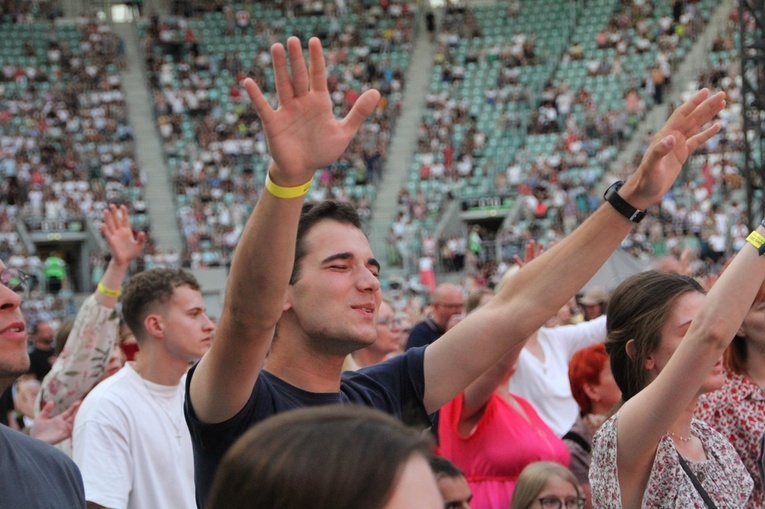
top-left (141, 0), bottom-right (415, 267)
top-left (1, 1), bottom-right (764, 508)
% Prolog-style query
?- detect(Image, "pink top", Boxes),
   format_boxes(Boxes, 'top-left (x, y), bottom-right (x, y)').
top-left (436, 392), bottom-right (570, 509)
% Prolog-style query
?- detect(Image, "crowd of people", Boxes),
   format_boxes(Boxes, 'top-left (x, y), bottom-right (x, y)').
top-left (1, 1), bottom-right (763, 509)
top-left (141, 1), bottom-right (415, 267)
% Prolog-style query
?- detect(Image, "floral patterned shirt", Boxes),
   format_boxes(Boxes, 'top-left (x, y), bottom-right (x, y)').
top-left (696, 371), bottom-right (765, 509)
top-left (35, 295), bottom-right (119, 416)
top-left (591, 413), bottom-right (753, 508)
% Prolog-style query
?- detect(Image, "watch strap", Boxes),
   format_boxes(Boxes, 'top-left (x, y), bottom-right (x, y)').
top-left (604, 181), bottom-right (646, 223)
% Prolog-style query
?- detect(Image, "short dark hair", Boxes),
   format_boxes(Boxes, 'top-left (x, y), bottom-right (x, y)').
top-left (429, 455), bottom-right (465, 480)
top-left (290, 201), bottom-right (363, 284)
top-left (121, 268), bottom-right (200, 341)
top-left (207, 405), bottom-right (434, 509)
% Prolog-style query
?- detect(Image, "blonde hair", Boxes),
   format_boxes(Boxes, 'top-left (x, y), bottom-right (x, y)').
top-left (511, 462), bottom-right (581, 509)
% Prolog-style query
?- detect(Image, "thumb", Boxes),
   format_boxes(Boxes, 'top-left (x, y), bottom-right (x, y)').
top-left (342, 89), bottom-right (381, 133)
top-left (641, 135), bottom-right (675, 171)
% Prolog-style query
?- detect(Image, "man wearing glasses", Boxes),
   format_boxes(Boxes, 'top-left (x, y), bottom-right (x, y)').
top-left (406, 282), bottom-right (465, 350)
top-left (0, 263), bottom-right (85, 508)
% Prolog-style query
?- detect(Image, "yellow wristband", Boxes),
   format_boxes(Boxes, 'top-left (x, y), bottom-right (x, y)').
top-left (746, 230), bottom-right (765, 255)
top-left (97, 282), bottom-right (122, 298)
top-left (265, 173), bottom-right (313, 199)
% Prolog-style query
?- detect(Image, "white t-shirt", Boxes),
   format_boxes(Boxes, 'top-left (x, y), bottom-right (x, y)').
top-left (509, 315), bottom-right (607, 436)
top-left (73, 363), bottom-right (195, 509)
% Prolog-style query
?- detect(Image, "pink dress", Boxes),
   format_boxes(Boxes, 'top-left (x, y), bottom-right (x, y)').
top-left (437, 392), bottom-right (570, 509)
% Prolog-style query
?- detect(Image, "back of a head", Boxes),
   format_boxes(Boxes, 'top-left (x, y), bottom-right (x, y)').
top-left (511, 462), bottom-right (580, 509)
top-left (207, 405), bottom-right (434, 509)
top-left (605, 270), bottom-right (703, 402)
top-left (120, 268), bottom-right (200, 341)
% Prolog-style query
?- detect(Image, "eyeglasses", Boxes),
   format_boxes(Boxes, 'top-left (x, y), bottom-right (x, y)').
top-left (538, 497), bottom-right (586, 509)
top-left (376, 317), bottom-right (402, 329)
top-left (437, 302), bottom-right (464, 309)
top-left (0, 268), bottom-right (29, 299)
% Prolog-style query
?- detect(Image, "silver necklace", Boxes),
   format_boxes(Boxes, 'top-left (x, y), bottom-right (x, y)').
top-left (138, 373), bottom-right (183, 444)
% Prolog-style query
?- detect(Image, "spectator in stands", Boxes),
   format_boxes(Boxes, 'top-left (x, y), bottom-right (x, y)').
top-left (431, 456), bottom-right (473, 509)
top-left (37, 204), bottom-right (145, 454)
top-left (344, 299), bottom-right (403, 370)
top-left (0, 259), bottom-right (86, 508)
top-left (436, 289), bottom-right (569, 508)
top-left (27, 319), bottom-right (55, 381)
top-left (73, 268), bottom-right (215, 509)
top-left (577, 286), bottom-right (608, 322)
top-left (591, 262), bottom-right (764, 506)
top-left (207, 405), bottom-right (443, 509)
top-left (511, 462), bottom-right (585, 509)
top-left (43, 252), bottom-right (67, 294)
top-left (406, 282), bottom-right (465, 350)
top-left (564, 343), bottom-right (621, 508)
top-left (184, 35), bottom-right (726, 507)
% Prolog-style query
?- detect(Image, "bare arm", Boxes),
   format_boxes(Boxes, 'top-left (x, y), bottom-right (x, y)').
top-left (189, 37), bottom-right (380, 424)
top-left (36, 205), bottom-right (145, 416)
top-left (423, 89), bottom-right (726, 413)
top-left (615, 227), bottom-right (765, 504)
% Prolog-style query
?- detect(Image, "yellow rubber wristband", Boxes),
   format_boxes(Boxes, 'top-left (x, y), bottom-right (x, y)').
top-left (746, 230), bottom-right (765, 255)
top-left (97, 282), bottom-right (122, 298)
top-left (265, 173), bottom-right (313, 199)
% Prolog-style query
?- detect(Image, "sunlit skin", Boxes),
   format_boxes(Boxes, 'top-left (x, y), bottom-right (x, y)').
top-left (156, 285), bottom-right (216, 364)
top-left (646, 291), bottom-right (724, 394)
top-left (0, 260), bottom-right (28, 389)
top-left (383, 454), bottom-right (444, 509)
top-left (284, 220), bottom-right (382, 356)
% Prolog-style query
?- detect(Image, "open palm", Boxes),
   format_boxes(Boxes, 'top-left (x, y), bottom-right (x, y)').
top-left (101, 204), bottom-right (146, 266)
top-left (244, 37), bottom-right (380, 184)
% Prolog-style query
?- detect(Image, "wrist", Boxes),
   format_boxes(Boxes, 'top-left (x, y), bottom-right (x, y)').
top-left (265, 172), bottom-right (313, 199)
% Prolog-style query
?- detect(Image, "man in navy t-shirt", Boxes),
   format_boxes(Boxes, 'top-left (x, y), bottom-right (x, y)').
top-left (185, 36), bottom-right (727, 508)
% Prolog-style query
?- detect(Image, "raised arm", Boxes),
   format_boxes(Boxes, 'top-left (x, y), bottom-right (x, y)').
top-left (36, 204), bottom-right (145, 416)
top-left (423, 89), bottom-right (726, 413)
top-left (615, 231), bottom-right (765, 502)
top-left (189, 37), bottom-right (380, 424)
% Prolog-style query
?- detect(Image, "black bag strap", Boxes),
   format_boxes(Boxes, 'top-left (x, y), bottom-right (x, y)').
top-left (677, 449), bottom-right (718, 509)
top-left (562, 430), bottom-right (591, 454)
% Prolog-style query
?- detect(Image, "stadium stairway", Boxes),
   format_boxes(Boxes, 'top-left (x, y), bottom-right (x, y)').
top-left (369, 12), bottom-right (437, 276)
top-left (601, 0), bottom-right (737, 189)
top-left (113, 22), bottom-right (184, 254)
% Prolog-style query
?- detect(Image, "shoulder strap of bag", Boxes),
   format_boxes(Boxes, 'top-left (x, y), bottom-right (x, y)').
top-left (677, 449), bottom-right (718, 509)
top-left (562, 430), bottom-right (591, 454)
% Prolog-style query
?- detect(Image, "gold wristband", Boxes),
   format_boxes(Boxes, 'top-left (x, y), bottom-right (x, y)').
top-left (97, 282), bottom-right (122, 298)
top-left (746, 230), bottom-right (765, 256)
top-left (265, 173), bottom-right (313, 199)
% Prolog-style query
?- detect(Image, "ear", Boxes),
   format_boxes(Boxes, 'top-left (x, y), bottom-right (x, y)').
top-left (582, 381), bottom-right (600, 403)
top-left (282, 288), bottom-right (293, 312)
top-left (143, 314), bottom-right (164, 338)
top-left (737, 323), bottom-right (747, 339)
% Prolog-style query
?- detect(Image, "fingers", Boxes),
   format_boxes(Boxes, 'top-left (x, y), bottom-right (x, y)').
top-left (102, 204), bottom-right (118, 235)
top-left (341, 88), bottom-right (380, 133)
top-left (270, 42), bottom-right (294, 106)
top-left (642, 134), bottom-right (676, 170)
top-left (686, 122), bottom-right (721, 153)
top-left (683, 91), bottom-right (725, 135)
top-left (243, 78), bottom-right (274, 124)
top-left (670, 88), bottom-right (709, 120)
top-left (308, 37), bottom-right (328, 93)
top-left (39, 400), bottom-right (54, 418)
top-left (287, 36), bottom-right (309, 97)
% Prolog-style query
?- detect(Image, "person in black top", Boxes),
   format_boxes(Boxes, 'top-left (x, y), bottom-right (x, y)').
top-left (185, 35), bottom-right (727, 508)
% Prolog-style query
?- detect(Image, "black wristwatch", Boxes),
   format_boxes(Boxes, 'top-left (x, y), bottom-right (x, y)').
top-left (603, 181), bottom-right (646, 223)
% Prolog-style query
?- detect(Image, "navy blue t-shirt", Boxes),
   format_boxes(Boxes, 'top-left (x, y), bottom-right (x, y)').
top-left (405, 315), bottom-right (444, 350)
top-left (184, 346), bottom-right (431, 509)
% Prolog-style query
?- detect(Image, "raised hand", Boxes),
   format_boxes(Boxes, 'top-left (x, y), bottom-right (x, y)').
top-left (101, 204), bottom-right (146, 267)
top-left (627, 89), bottom-right (725, 209)
top-left (243, 36), bottom-right (381, 185)
top-left (31, 400), bottom-right (81, 445)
